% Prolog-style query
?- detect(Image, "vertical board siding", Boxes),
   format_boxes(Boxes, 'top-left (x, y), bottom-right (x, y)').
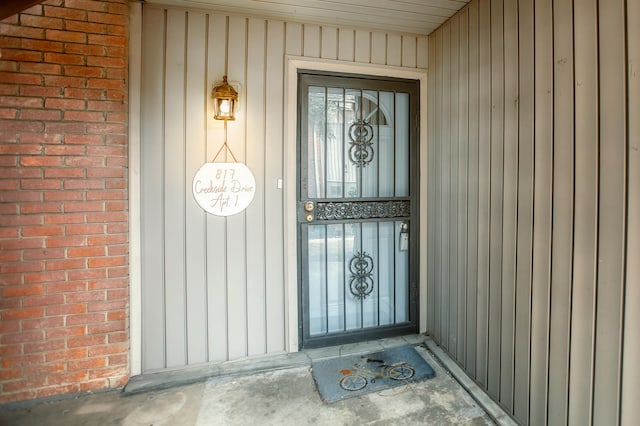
top-left (139, 4), bottom-right (429, 372)
top-left (427, 0), bottom-right (638, 425)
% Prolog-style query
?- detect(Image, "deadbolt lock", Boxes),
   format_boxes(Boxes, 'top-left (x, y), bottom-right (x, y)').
top-left (305, 214), bottom-right (314, 222)
top-left (303, 201), bottom-right (314, 212)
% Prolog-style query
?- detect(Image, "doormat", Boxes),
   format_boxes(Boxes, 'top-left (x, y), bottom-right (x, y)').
top-left (311, 345), bottom-right (435, 403)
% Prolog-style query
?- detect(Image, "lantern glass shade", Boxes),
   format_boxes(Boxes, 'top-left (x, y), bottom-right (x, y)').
top-left (211, 76), bottom-right (238, 120)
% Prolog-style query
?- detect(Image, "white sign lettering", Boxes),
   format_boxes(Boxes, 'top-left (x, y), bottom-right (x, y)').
top-left (192, 162), bottom-right (256, 216)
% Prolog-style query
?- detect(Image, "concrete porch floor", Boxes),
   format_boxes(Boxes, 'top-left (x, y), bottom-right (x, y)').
top-left (0, 335), bottom-right (517, 425)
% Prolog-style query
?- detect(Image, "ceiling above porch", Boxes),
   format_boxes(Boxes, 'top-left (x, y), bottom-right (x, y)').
top-left (144, 0), bottom-right (469, 36)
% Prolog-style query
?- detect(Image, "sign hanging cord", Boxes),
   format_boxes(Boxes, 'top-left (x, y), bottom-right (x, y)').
top-left (211, 121), bottom-right (238, 163)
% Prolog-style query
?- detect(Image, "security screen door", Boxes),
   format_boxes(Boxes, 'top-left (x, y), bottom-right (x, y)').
top-left (298, 71), bottom-right (419, 349)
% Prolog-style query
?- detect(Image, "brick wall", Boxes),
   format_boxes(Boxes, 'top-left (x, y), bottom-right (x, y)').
top-left (0, 0), bottom-right (129, 404)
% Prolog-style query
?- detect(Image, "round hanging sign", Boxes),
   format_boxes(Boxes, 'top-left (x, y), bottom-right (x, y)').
top-left (192, 162), bottom-right (256, 216)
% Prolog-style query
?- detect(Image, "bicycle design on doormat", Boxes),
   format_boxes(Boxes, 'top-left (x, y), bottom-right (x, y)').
top-left (338, 357), bottom-right (415, 391)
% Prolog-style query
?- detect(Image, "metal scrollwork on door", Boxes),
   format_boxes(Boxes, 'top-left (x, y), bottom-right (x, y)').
top-left (349, 251), bottom-right (375, 299)
top-left (348, 119), bottom-right (374, 167)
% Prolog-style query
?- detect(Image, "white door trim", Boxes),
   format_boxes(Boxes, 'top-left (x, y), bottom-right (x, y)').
top-left (283, 56), bottom-right (429, 352)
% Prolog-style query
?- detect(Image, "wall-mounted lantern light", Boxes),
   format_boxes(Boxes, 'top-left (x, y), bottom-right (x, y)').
top-left (211, 75), bottom-right (238, 121)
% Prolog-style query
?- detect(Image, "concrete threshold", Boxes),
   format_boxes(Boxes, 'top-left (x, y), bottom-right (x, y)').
top-left (124, 334), bottom-right (427, 395)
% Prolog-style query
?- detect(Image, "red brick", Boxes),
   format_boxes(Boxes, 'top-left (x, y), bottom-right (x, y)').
top-left (87, 78), bottom-right (124, 89)
top-left (44, 168), bottom-right (84, 178)
top-left (68, 357), bottom-right (106, 371)
top-left (0, 143), bottom-right (42, 155)
top-left (1, 307), bottom-right (44, 321)
top-left (64, 65), bottom-right (103, 78)
top-left (64, 87), bottom-right (104, 99)
top-left (43, 5), bottom-right (86, 21)
top-left (0, 191), bottom-right (41, 203)
top-left (22, 225), bottom-right (64, 237)
top-left (0, 321), bottom-right (21, 334)
top-left (88, 321), bottom-right (124, 335)
top-left (68, 334), bottom-right (106, 348)
top-left (106, 288), bottom-right (127, 300)
top-left (87, 233), bottom-right (126, 245)
top-left (22, 361), bottom-right (66, 376)
top-left (0, 25), bottom-right (44, 39)
top-left (0, 108), bottom-right (17, 118)
top-left (80, 379), bottom-right (109, 392)
top-left (0, 368), bottom-right (22, 381)
top-left (20, 109), bottom-right (62, 121)
top-left (24, 341), bottom-right (66, 356)
top-left (0, 49), bottom-right (43, 62)
top-left (46, 325), bottom-right (85, 339)
top-left (35, 384), bottom-right (81, 399)
top-left (87, 299), bottom-right (125, 312)
top-left (65, 224), bottom-right (105, 236)
top-left (46, 348), bottom-right (86, 362)
top-left (44, 191), bottom-right (84, 201)
top-left (45, 303), bottom-right (85, 316)
top-left (0, 391), bottom-right (37, 405)
top-left (45, 258), bottom-right (86, 270)
top-left (19, 62), bottom-right (62, 75)
top-left (64, 179), bottom-right (104, 189)
top-left (106, 310), bottom-right (126, 321)
top-left (46, 281), bottom-right (87, 293)
top-left (0, 330), bottom-right (44, 345)
top-left (65, 20), bottom-right (106, 34)
top-left (64, 110), bottom-right (104, 121)
top-left (44, 145), bottom-right (85, 155)
top-left (22, 316), bottom-right (65, 330)
top-left (68, 247), bottom-right (106, 258)
top-left (87, 56), bottom-right (125, 68)
top-left (64, 134), bottom-right (102, 145)
top-left (44, 75), bottom-right (84, 88)
top-left (86, 167), bottom-right (124, 178)
top-left (108, 354), bottom-right (127, 366)
top-left (44, 52), bottom-right (84, 65)
top-left (1, 284), bottom-right (44, 297)
top-left (44, 122), bottom-right (86, 134)
top-left (105, 24), bottom-right (125, 36)
top-left (107, 2), bottom-right (128, 15)
top-left (87, 34), bottom-right (124, 47)
top-left (44, 98), bottom-right (85, 110)
top-left (89, 366), bottom-right (126, 380)
top-left (47, 371), bottom-right (88, 385)
top-left (87, 344), bottom-right (126, 357)
top-left (0, 120), bottom-right (43, 132)
top-left (64, 156), bottom-right (104, 167)
top-left (21, 202), bottom-right (63, 214)
top-left (63, 201), bottom-right (104, 212)
top-left (0, 261), bottom-right (43, 274)
top-left (88, 256), bottom-right (125, 268)
top-left (87, 11), bottom-right (126, 26)
top-left (0, 344), bottom-right (23, 357)
top-left (66, 291), bottom-right (105, 303)
top-left (3, 377), bottom-right (48, 392)
top-left (0, 237), bottom-right (44, 250)
top-left (66, 313), bottom-right (105, 326)
top-left (21, 4), bottom-right (43, 15)
top-left (24, 270), bottom-right (66, 283)
top-left (86, 190), bottom-right (125, 200)
top-left (20, 38), bottom-right (63, 52)
top-left (1, 354), bottom-right (44, 368)
top-left (44, 213), bottom-right (85, 224)
top-left (21, 179), bottom-right (62, 190)
top-left (0, 94), bottom-right (42, 107)
top-left (105, 89), bottom-right (126, 101)
top-left (46, 237), bottom-right (86, 247)
top-left (19, 133), bottom-right (63, 144)
top-left (64, 42), bottom-right (105, 56)
top-left (20, 15), bottom-right (63, 30)
top-left (20, 156), bottom-right (62, 167)
top-left (0, 177), bottom-right (19, 189)
top-left (67, 269), bottom-right (105, 280)
top-left (65, 0), bottom-right (107, 12)
top-left (107, 244), bottom-right (128, 255)
top-left (45, 29), bottom-right (86, 43)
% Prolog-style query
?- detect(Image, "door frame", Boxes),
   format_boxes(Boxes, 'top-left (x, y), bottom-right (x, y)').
top-left (283, 56), bottom-right (429, 352)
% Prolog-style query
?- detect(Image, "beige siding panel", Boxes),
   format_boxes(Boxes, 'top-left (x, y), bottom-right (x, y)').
top-left (621, 1), bottom-right (640, 424)
top-left (163, 9), bottom-right (188, 368)
top-left (530, 0), bottom-right (553, 423)
top-left (465, 0), bottom-right (479, 377)
top-left (303, 24), bottom-right (320, 58)
top-left (338, 28), bottom-right (354, 61)
top-left (499, 0), bottom-right (518, 411)
top-left (417, 36), bottom-right (429, 69)
top-left (476, 0), bottom-right (490, 388)
top-left (441, 22), bottom-right (451, 351)
top-left (184, 11), bottom-right (209, 365)
top-left (140, 6), bottom-right (166, 371)
top-left (285, 22), bottom-right (302, 56)
top-left (427, 33), bottom-right (437, 336)
top-left (593, 0), bottom-right (627, 423)
top-left (456, 7), bottom-right (468, 366)
top-left (225, 15), bottom-right (249, 360)
top-left (433, 28), bottom-right (443, 343)
top-left (320, 26), bottom-right (338, 60)
top-left (354, 30), bottom-right (370, 63)
top-left (387, 34), bottom-right (402, 67)
top-left (513, 0), bottom-right (534, 422)
top-left (264, 19), bottom-right (286, 354)
top-left (206, 13), bottom-right (229, 363)
top-left (487, 0), bottom-right (504, 399)
top-left (547, 0), bottom-right (574, 424)
top-left (246, 18), bottom-right (267, 356)
top-left (448, 15), bottom-right (459, 357)
top-left (568, 2), bottom-right (598, 423)
top-left (370, 32), bottom-right (387, 65)
top-left (402, 36), bottom-right (417, 68)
